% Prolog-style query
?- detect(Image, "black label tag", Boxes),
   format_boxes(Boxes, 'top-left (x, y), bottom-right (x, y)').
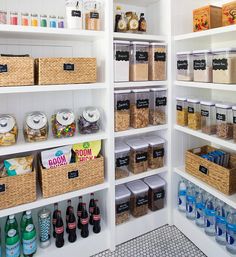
top-left (0, 64), bottom-right (7, 73)
top-left (136, 51), bottom-right (148, 62)
top-left (136, 195), bottom-right (148, 207)
top-left (72, 10), bottom-right (81, 17)
top-left (156, 97), bottom-right (167, 107)
top-left (199, 165), bottom-right (208, 175)
top-left (116, 51), bottom-right (129, 61)
top-left (153, 148), bottom-right (164, 158)
top-left (154, 190), bottom-right (165, 201)
top-left (116, 156), bottom-right (129, 167)
top-left (154, 52), bottom-right (166, 62)
top-left (193, 60), bottom-right (206, 70)
top-left (213, 58), bottom-right (228, 71)
top-left (136, 99), bottom-right (149, 109)
top-left (188, 107), bottom-right (194, 114)
top-left (90, 12), bottom-right (99, 19)
top-left (234, 117), bottom-right (236, 124)
top-left (201, 110), bottom-right (209, 117)
top-left (216, 113), bottom-right (226, 121)
top-left (117, 100), bottom-right (130, 111)
top-left (68, 170), bottom-right (79, 179)
top-left (0, 184), bottom-right (5, 193)
top-left (177, 105), bottom-right (182, 111)
top-left (116, 202), bottom-right (130, 214)
top-left (64, 63), bottom-right (74, 71)
top-left (177, 60), bottom-right (188, 70)
top-left (136, 153), bottom-right (147, 163)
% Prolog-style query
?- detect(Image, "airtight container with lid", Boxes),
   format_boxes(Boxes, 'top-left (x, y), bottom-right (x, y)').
top-left (176, 97), bottom-right (188, 126)
top-left (126, 138), bottom-right (148, 174)
top-left (143, 175), bottom-right (166, 211)
top-left (126, 180), bottom-right (149, 217)
top-left (0, 115), bottom-right (18, 146)
top-left (200, 101), bottom-right (216, 135)
top-left (115, 184), bottom-right (131, 225)
top-left (233, 106), bottom-right (236, 143)
top-left (176, 51), bottom-right (193, 81)
top-left (24, 112), bottom-right (48, 143)
top-left (187, 99), bottom-right (201, 130)
top-left (78, 107), bottom-right (100, 134)
top-left (115, 141), bottom-right (130, 180)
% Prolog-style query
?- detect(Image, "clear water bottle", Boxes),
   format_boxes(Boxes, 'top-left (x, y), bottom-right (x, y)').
top-left (226, 208), bottom-right (236, 254)
top-left (178, 179), bottom-right (187, 212)
top-left (215, 200), bottom-right (227, 245)
top-left (195, 188), bottom-right (205, 227)
top-left (204, 195), bottom-right (216, 236)
top-left (186, 182), bottom-right (196, 220)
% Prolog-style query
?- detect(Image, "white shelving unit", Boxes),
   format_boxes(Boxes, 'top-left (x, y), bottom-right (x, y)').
top-left (114, 80), bottom-right (166, 89)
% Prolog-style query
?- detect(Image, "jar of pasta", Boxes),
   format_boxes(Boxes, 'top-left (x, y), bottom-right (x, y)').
top-left (176, 52), bottom-right (193, 81)
top-left (176, 97), bottom-right (188, 126)
top-left (200, 101), bottom-right (216, 135)
top-left (115, 141), bottom-right (130, 180)
top-left (0, 115), bottom-right (18, 146)
top-left (187, 99), bottom-right (201, 130)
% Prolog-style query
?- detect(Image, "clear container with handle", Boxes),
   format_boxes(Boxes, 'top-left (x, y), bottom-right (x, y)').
top-left (187, 99), bottom-right (201, 130)
top-left (200, 101), bottom-right (216, 135)
top-left (176, 97), bottom-right (188, 126)
top-left (115, 141), bottom-right (130, 180)
top-left (176, 52), bottom-right (193, 81)
top-left (66, 0), bottom-right (83, 30)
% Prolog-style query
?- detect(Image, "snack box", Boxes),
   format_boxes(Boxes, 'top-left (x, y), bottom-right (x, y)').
top-left (222, 1), bottom-right (236, 26)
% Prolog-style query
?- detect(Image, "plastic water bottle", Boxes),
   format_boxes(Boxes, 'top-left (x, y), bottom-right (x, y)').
top-left (186, 182), bottom-right (196, 220)
top-left (226, 208), bottom-right (236, 254)
top-left (195, 188), bottom-right (205, 227)
top-left (178, 179), bottom-right (186, 212)
top-left (204, 195), bottom-right (216, 236)
top-left (215, 200), bottom-right (227, 245)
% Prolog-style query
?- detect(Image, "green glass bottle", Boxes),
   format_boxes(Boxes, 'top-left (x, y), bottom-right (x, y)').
top-left (20, 212), bottom-right (27, 234)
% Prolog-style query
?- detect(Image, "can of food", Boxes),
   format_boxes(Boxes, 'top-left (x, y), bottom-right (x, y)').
top-left (38, 208), bottom-right (51, 248)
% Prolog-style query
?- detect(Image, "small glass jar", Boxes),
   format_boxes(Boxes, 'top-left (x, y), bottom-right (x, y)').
top-left (216, 103), bottom-right (233, 140)
top-left (0, 115), bottom-right (18, 146)
top-left (114, 40), bottom-right (130, 82)
top-left (0, 11), bottom-right (7, 24)
top-left (130, 89), bottom-right (149, 129)
top-left (58, 16), bottom-right (65, 28)
top-left (233, 106), bottom-right (236, 143)
top-left (127, 12), bottom-right (138, 33)
top-left (31, 13), bottom-right (39, 27)
top-left (115, 141), bottom-right (130, 180)
top-left (84, 1), bottom-right (101, 31)
top-left (114, 90), bottom-right (131, 132)
top-left (200, 101), bottom-right (216, 135)
top-left (149, 88), bottom-right (167, 125)
top-left (176, 51), bottom-right (193, 81)
top-left (193, 50), bottom-right (213, 83)
top-left (21, 12), bottom-right (29, 26)
top-left (176, 97), bottom-right (188, 126)
top-left (10, 12), bottom-right (18, 25)
top-left (49, 15), bottom-right (57, 28)
top-left (130, 42), bottom-right (149, 81)
top-left (78, 107), bottom-right (100, 134)
top-left (40, 14), bottom-right (48, 28)
top-left (149, 43), bottom-right (167, 81)
top-left (115, 185), bottom-right (131, 225)
top-left (126, 138), bottom-right (148, 174)
top-left (187, 99), bottom-right (201, 130)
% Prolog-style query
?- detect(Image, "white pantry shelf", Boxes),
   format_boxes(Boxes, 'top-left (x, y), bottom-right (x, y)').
top-left (114, 32), bottom-right (167, 42)
top-left (114, 81), bottom-right (167, 89)
top-left (114, 0), bottom-right (158, 7)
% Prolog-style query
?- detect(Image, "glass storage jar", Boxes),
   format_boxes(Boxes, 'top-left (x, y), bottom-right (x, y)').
top-left (176, 51), bottom-right (193, 81)
top-left (114, 41), bottom-right (130, 82)
top-left (193, 50), bottom-right (213, 82)
top-left (130, 89), bottom-right (149, 129)
top-left (31, 13), bottom-right (39, 27)
top-left (149, 88), bottom-right (167, 125)
top-left (143, 175), bottom-right (166, 212)
top-left (233, 106), bottom-right (236, 143)
top-left (187, 99), bottom-right (201, 130)
top-left (21, 12), bottom-right (29, 26)
top-left (212, 48), bottom-right (236, 84)
top-left (130, 41), bottom-right (149, 81)
top-left (78, 107), bottom-right (100, 134)
top-left (10, 12), bottom-right (18, 25)
top-left (126, 138), bottom-right (148, 174)
top-left (84, 0), bottom-right (101, 31)
top-left (58, 16), bottom-right (65, 28)
top-left (115, 141), bottom-right (130, 180)
top-left (114, 90), bottom-right (131, 132)
top-left (115, 184), bottom-right (131, 225)
top-left (216, 103), bottom-right (233, 140)
top-left (0, 115), bottom-right (18, 146)
top-left (40, 14), bottom-right (47, 27)
top-left (126, 180), bottom-right (149, 217)
top-left (200, 101), bottom-right (216, 135)
top-left (0, 11), bottom-right (7, 24)
top-left (176, 97), bottom-right (188, 126)
top-left (49, 15), bottom-right (57, 28)
top-left (149, 43), bottom-right (167, 81)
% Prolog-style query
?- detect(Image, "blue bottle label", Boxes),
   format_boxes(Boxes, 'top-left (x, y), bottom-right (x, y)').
top-left (186, 195), bottom-right (195, 203)
top-left (179, 190), bottom-right (186, 196)
top-left (205, 208), bottom-right (215, 217)
top-left (196, 203), bottom-right (203, 210)
top-left (6, 241), bottom-right (20, 257)
top-left (216, 216), bottom-right (226, 225)
top-left (23, 236), bottom-right (37, 255)
top-left (227, 223), bottom-right (236, 232)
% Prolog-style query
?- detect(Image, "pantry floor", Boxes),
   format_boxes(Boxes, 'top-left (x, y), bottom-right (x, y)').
top-left (92, 225), bottom-right (206, 257)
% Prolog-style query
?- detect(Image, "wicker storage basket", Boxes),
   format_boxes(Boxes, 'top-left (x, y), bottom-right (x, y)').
top-left (39, 155), bottom-right (104, 198)
top-left (185, 145), bottom-right (236, 195)
top-left (35, 58), bottom-right (97, 85)
top-left (0, 170), bottom-right (36, 210)
top-left (0, 57), bottom-right (34, 86)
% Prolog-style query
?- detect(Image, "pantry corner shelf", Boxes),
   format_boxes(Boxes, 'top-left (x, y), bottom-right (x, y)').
top-left (114, 81), bottom-right (167, 89)
top-left (113, 32), bottom-right (167, 42)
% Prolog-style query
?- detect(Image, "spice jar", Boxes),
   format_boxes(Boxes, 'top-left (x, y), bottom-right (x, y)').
top-left (126, 138), bottom-right (148, 174)
top-left (193, 50), bottom-right (213, 82)
top-left (0, 11), bottom-right (7, 24)
top-left (52, 109), bottom-right (76, 138)
top-left (24, 112), bottom-right (48, 143)
top-left (0, 115), bottom-right (18, 146)
top-left (115, 185), bottom-right (131, 225)
top-left (31, 14), bottom-right (39, 27)
top-left (49, 15), bottom-right (57, 28)
top-left (114, 40), bottom-right (130, 82)
top-left (58, 16), bottom-right (65, 28)
top-left (149, 43), bottom-right (167, 81)
top-left (21, 12), bottom-right (29, 26)
top-left (212, 48), bottom-right (236, 84)
top-left (130, 42), bottom-right (149, 81)
top-left (187, 99), bottom-right (201, 130)
top-left (84, 1), bottom-right (101, 31)
top-left (176, 52), bottom-right (193, 81)
top-left (200, 101), bottom-right (216, 135)
top-left (114, 90), bottom-right (131, 132)
top-left (216, 103), bottom-right (233, 140)
top-left (126, 180), bottom-right (149, 217)
top-left (144, 175), bottom-right (166, 212)
top-left (233, 106), bottom-right (236, 143)
top-left (40, 14), bottom-right (47, 27)
top-left (144, 136), bottom-right (165, 170)
top-left (131, 89), bottom-right (149, 129)
top-left (10, 12), bottom-right (18, 25)
top-left (176, 97), bottom-right (188, 126)
top-left (66, 0), bottom-right (83, 30)
top-left (115, 141), bottom-right (130, 180)
top-left (149, 88), bottom-right (167, 125)
top-left (78, 107), bottom-right (100, 134)
top-left (127, 12), bottom-right (138, 33)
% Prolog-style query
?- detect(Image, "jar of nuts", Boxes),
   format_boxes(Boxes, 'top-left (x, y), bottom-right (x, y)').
top-left (187, 99), bottom-right (201, 130)
top-left (115, 184), bottom-right (131, 225)
top-left (176, 51), bottom-right (193, 81)
top-left (131, 89), bottom-right (150, 129)
top-left (114, 90), bottom-right (131, 132)
top-left (200, 101), bottom-right (216, 135)
top-left (126, 138), bottom-right (148, 174)
top-left (0, 114), bottom-right (18, 146)
top-left (216, 103), bottom-right (233, 140)
top-left (176, 97), bottom-right (188, 126)
top-left (115, 141), bottom-right (130, 180)
top-left (233, 106), bottom-right (236, 143)
top-left (149, 88), bottom-right (167, 125)
top-left (126, 180), bottom-right (149, 218)
top-left (143, 175), bottom-right (166, 212)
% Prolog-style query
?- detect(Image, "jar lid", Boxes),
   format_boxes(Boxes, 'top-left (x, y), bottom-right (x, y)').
top-left (40, 14), bottom-right (47, 17)
top-left (115, 141), bottom-right (130, 154)
top-left (192, 50), bottom-right (211, 54)
top-left (126, 180), bottom-right (149, 195)
top-left (31, 13), bottom-right (38, 17)
top-left (131, 41), bottom-right (149, 46)
top-left (176, 97), bottom-right (187, 101)
top-left (115, 185), bottom-right (131, 201)
top-left (82, 107), bottom-right (100, 123)
top-left (26, 112), bottom-right (47, 130)
top-left (131, 89), bottom-right (150, 93)
top-left (49, 15), bottom-right (56, 18)
top-left (126, 138), bottom-right (148, 150)
top-left (0, 11), bottom-right (7, 14)
top-left (114, 89), bottom-right (131, 94)
top-left (143, 136), bottom-right (165, 147)
top-left (150, 42), bottom-right (167, 46)
top-left (187, 98), bottom-right (200, 104)
top-left (150, 88), bottom-right (167, 92)
top-left (0, 115), bottom-right (16, 134)
top-left (212, 48), bottom-right (236, 53)
top-left (215, 103), bottom-right (233, 109)
top-left (200, 101), bottom-right (215, 106)
top-left (143, 175), bottom-right (166, 189)
top-left (56, 109), bottom-right (75, 126)
top-left (10, 12), bottom-right (18, 15)
top-left (176, 51), bottom-right (192, 55)
top-left (21, 12), bottom-right (29, 16)
top-left (58, 16), bottom-right (64, 19)
top-left (114, 40), bottom-right (130, 45)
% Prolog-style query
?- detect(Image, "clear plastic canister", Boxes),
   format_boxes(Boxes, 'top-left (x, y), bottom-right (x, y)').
top-left (187, 99), bottom-right (201, 130)
top-left (176, 97), bottom-right (188, 126)
top-left (200, 101), bottom-right (216, 135)
top-left (193, 50), bottom-right (212, 82)
top-left (115, 141), bottom-right (130, 180)
top-left (176, 51), bottom-right (193, 81)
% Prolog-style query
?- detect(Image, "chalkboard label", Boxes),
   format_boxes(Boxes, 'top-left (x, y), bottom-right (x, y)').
top-left (153, 148), bottom-right (164, 158)
top-left (136, 153), bottom-right (147, 163)
top-left (199, 165), bottom-right (208, 175)
top-left (136, 51), bottom-right (148, 62)
top-left (72, 10), bottom-right (81, 17)
top-left (136, 99), bottom-right (149, 109)
top-left (154, 190), bottom-right (165, 201)
top-left (201, 110), bottom-right (209, 117)
top-left (117, 100), bottom-right (130, 110)
top-left (116, 156), bottom-right (129, 167)
top-left (216, 113), bottom-right (226, 121)
top-left (116, 51), bottom-right (129, 61)
top-left (0, 184), bottom-right (5, 193)
top-left (68, 170), bottom-right (79, 179)
top-left (136, 195), bottom-right (148, 207)
top-left (213, 58), bottom-right (228, 71)
top-left (116, 202), bottom-right (130, 214)
top-left (177, 60), bottom-right (188, 70)
top-left (0, 64), bottom-right (7, 73)
top-left (156, 97), bottom-right (167, 107)
top-left (188, 107), bottom-right (194, 114)
top-left (90, 12), bottom-right (99, 19)
top-left (64, 63), bottom-right (74, 71)
top-left (154, 52), bottom-right (166, 62)
top-left (177, 105), bottom-right (182, 111)
top-left (194, 60), bottom-right (206, 70)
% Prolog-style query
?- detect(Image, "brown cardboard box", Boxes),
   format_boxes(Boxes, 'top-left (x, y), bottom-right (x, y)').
top-left (222, 1), bottom-right (236, 26)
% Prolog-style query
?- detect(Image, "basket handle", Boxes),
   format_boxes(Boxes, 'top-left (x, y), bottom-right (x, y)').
top-left (68, 170), bottom-right (79, 179)
top-left (0, 64), bottom-right (8, 73)
top-left (63, 63), bottom-right (75, 71)
top-left (0, 184), bottom-right (6, 193)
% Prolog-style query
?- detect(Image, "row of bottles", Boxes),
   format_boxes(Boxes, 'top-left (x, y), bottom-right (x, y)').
top-left (178, 179), bottom-right (236, 255)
